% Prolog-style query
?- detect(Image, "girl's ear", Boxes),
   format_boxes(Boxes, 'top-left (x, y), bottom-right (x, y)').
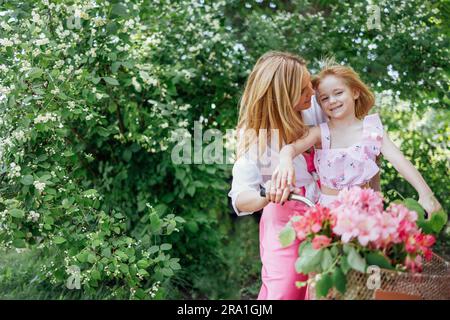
top-left (353, 89), bottom-right (360, 100)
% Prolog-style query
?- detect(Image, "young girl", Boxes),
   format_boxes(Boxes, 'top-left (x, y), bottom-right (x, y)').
top-left (272, 60), bottom-right (442, 216)
top-left (229, 51), bottom-right (328, 300)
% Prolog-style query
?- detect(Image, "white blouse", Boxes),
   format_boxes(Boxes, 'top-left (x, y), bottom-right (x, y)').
top-left (228, 96), bottom-right (327, 216)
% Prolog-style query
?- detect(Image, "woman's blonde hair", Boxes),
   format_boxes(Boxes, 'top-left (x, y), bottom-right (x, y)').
top-left (236, 51), bottom-right (309, 158)
top-left (312, 58), bottom-right (375, 119)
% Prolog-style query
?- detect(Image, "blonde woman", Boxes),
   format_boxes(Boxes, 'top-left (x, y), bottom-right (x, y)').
top-left (228, 51), bottom-right (327, 299)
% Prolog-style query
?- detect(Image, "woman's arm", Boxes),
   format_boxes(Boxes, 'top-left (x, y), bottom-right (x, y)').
top-left (229, 156), bottom-right (273, 215)
top-left (380, 131), bottom-right (442, 216)
top-left (235, 190), bottom-right (269, 213)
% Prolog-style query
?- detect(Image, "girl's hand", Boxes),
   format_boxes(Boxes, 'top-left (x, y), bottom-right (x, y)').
top-left (419, 193), bottom-right (442, 219)
top-left (275, 159), bottom-right (296, 190)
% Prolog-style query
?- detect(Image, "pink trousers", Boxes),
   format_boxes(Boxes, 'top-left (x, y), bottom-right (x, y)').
top-left (257, 200), bottom-right (309, 300)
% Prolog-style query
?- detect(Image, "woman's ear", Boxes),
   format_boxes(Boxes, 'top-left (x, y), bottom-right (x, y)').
top-left (353, 89), bottom-right (360, 100)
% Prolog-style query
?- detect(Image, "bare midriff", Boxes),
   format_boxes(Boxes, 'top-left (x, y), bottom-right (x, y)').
top-left (321, 182), bottom-right (371, 196)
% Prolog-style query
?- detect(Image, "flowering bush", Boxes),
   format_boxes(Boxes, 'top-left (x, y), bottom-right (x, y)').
top-left (279, 187), bottom-right (447, 298)
top-left (0, 0), bottom-right (245, 299)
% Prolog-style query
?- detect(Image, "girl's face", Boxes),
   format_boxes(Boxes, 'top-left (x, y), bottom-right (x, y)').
top-left (294, 71), bottom-right (314, 111)
top-left (317, 75), bottom-right (359, 119)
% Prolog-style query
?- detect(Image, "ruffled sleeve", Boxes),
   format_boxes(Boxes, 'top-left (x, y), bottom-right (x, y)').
top-left (363, 113), bottom-right (384, 157)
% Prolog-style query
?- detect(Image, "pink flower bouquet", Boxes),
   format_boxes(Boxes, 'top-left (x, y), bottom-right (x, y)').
top-left (279, 186), bottom-right (448, 298)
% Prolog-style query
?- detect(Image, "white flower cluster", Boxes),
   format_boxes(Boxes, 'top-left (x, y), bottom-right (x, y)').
top-left (12, 129), bottom-right (27, 143)
top-left (8, 162), bottom-right (21, 179)
top-left (387, 65), bottom-right (400, 82)
top-left (0, 38), bottom-right (14, 47)
top-left (148, 281), bottom-right (160, 299)
top-left (34, 112), bottom-right (59, 124)
top-left (33, 181), bottom-right (46, 193)
top-left (27, 210), bottom-right (40, 222)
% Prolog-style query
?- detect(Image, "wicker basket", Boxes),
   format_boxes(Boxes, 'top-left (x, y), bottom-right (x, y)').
top-left (309, 253), bottom-right (450, 300)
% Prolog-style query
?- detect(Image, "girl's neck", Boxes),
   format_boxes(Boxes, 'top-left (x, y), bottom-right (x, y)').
top-left (329, 115), bottom-right (359, 129)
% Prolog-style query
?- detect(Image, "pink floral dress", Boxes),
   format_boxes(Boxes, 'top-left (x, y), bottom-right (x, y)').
top-left (314, 114), bottom-right (384, 206)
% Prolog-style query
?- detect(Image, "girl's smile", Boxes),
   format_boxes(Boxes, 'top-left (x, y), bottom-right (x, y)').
top-left (317, 75), bottom-right (359, 119)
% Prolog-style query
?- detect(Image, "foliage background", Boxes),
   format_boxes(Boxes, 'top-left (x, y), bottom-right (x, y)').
top-left (0, 0), bottom-right (448, 299)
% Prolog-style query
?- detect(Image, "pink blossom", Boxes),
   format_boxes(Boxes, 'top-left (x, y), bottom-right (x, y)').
top-left (285, 186), bottom-right (436, 273)
top-left (405, 255), bottom-right (423, 273)
top-left (312, 235), bottom-right (332, 250)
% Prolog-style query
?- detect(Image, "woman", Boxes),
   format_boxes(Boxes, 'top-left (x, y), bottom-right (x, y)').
top-left (228, 51), bottom-right (327, 299)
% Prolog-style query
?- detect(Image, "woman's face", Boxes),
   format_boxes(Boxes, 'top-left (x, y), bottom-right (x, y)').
top-left (294, 71), bottom-right (314, 111)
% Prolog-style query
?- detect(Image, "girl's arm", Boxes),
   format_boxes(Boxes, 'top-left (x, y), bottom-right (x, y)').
top-left (271, 127), bottom-right (321, 203)
top-left (380, 131), bottom-right (442, 216)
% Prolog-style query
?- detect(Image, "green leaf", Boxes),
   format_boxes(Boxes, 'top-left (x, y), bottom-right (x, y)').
top-left (13, 239), bottom-right (26, 248)
top-left (366, 252), bottom-right (393, 270)
top-left (138, 269), bottom-right (149, 277)
top-left (343, 244), bottom-right (352, 254)
top-left (97, 127), bottom-right (111, 137)
top-left (111, 62), bottom-right (121, 73)
top-left (103, 77), bottom-right (119, 86)
top-left (332, 267), bottom-right (347, 294)
top-left (330, 246), bottom-right (338, 257)
top-left (148, 246), bottom-right (159, 255)
top-left (150, 213), bottom-right (162, 232)
top-left (54, 236), bottom-right (66, 244)
top-left (27, 67), bottom-right (43, 80)
top-left (279, 225), bottom-right (296, 247)
top-left (90, 76), bottom-right (101, 84)
top-left (20, 175), bottom-right (34, 185)
top-left (160, 243), bottom-right (172, 251)
top-left (430, 209), bottom-right (448, 233)
top-left (161, 267), bottom-right (174, 277)
top-left (9, 208), bottom-right (25, 218)
top-left (340, 255), bottom-right (350, 274)
top-left (347, 247), bottom-right (366, 273)
top-left (321, 249), bottom-right (333, 271)
top-left (115, 250), bottom-right (128, 260)
top-left (119, 263), bottom-right (129, 274)
top-left (186, 221), bottom-right (198, 233)
top-left (91, 270), bottom-right (101, 280)
top-left (137, 259), bottom-right (150, 269)
top-left (76, 251), bottom-right (88, 263)
top-left (315, 273), bottom-right (333, 298)
top-left (295, 243), bottom-right (323, 274)
top-left (186, 184), bottom-right (195, 197)
top-left (403, 198), bottom-right (426, 220)
top-left (101, 247), bottom-right (112, 258)
top-left (169, 260), bottom-right (181, 270)
top-left (111, 3), bottom-right (129, 17)
top-left (87, 253), bottom-right (97, 264)
top-left (62, 198), bottom-right (71, 209)
top-left (298, 240), bottom-right (310, 256)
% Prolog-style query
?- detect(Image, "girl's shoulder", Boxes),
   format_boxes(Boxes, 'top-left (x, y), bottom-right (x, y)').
top-left (362, 113), bottom-right (384, 152)
top-left (363, 113), bottom-right (384, 130)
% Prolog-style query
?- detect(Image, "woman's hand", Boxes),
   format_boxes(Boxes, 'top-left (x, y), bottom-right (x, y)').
top-left (418, 193), bottom-right (443, 219)
top-left (270, 165), bottom-right (295, 204)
